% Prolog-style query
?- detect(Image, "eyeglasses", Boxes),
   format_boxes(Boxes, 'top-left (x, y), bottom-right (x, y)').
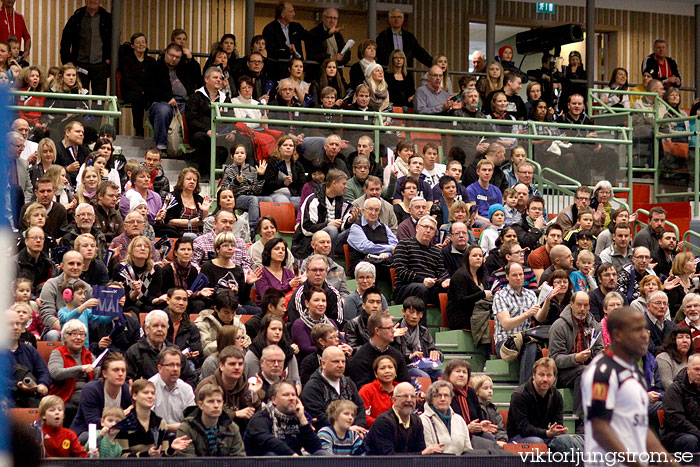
top-left (575, 196), bottom-right (590, 201)
top-left (125, 220), bottom-right (145, 225)
top-left (510, 250), bottom-right (525, 255)
top-left (378, 326), bottom-right (394, 330)
top-left (26, 235), bottom-right (44, 241)
top-left (650, 301), bottom-right (668, 306)
top-left (418, 224), bottom-right (436, 231)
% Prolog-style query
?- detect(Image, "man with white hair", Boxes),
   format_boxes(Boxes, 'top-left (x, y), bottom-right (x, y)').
top-left (645, 290), bottom-right (675, 355)
top-left (347, 197), bottom-right (398, 278)
top-left (7, 131), bottom-right (33, 204)
top-left (299, 230), bottom-right (350, 298)
top-left (125, 309), bottom-right (197, 387)
top-left (11, 118), bottom-right (38, 163)
top-left (364, 381), bottom-right (443, 455)
top-left (351, 175), bottom-right (398, 234)
top-left (393, 215), bottom-right (449, 309)
top-left (60, 203), bottom-right (108, 260)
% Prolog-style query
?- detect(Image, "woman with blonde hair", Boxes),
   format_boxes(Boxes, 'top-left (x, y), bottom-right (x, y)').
top-left (112, 235), bottom-right (162, 315)
top-left (45, 164), bottom-right (75, 211)
top-left (76, 166), bottom-right (100, 204)
top-left (261, 134), bottom-right (306, 207)
top-left (668, 252), bottom-right (699, 317)
top-left (476, 60), bottom-right (503, 102)
top-left (30, 137), bottom-right (57, 186)
top-left (386, 49), bottom-right (414, 108)
top-left (364, 63), bottom-right (391, 112)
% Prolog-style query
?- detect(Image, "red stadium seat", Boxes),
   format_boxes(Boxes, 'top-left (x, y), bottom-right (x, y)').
top-left (36, 341), bottom-right (60, 363)
top-left (438, 293), bottom-right (449, 328)
top-left (259, 202), bottom-right (296, 234)
top-left (503, 443), bottom-right (548, 455)
top-left (9, 408), bottom-right (40, 427)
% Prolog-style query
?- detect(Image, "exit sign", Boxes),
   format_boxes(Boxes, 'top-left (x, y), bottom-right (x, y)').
top-left (537, 2), bottom-right (555, 14)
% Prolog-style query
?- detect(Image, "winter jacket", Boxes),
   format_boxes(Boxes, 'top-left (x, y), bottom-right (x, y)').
top-left (150, 166), bottom-right (171, 202)
top-left (144, 57), bottom-right (197, 107)
top-left (420, 404), bottom-right (472, 454)
top-left (506, 379), bottom-right (563, 440)
top-left (392, 323), bottom-right (443, 365)
top-left (185, 86), bottom-right (230, 137)
top-left (124, 338), bottom-right (197, 388)
top-left (661, 367), bottom-right (700, 444)
top-left (194, 308), bottom-right (250, 357)
top-left (300, 369), bottom-right (367, 429)
top-left (70, 379), bottom-right (132, 436)
top-left (12, 247), bottom-right (55, 295)
top-left (176, 406), bottom-right (245, 457)
top-left (344, 310), bottom-right (371, 350)
top-left (548, 307), bottom-right (604, 370)
top-left (243, 407), bottom-right (323, 456)
top-left (478, 400), bottom-right (508, 442)
top-left (60, 224), bottom-right (108, 261)
top-left (197, 369), bottom-right (260, 434)
top-left (59, 6), bottom-right (112, 65)
top-left (166, 310), bottom-right (203, 367)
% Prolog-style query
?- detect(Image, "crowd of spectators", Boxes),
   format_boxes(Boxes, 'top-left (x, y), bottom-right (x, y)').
top-left (4, 0), bottom-right (700, 460)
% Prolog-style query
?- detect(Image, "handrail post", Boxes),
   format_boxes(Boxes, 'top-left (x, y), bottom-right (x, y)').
top-left (627, 113), bottom-right (634, 210)
top-left (653, 98), bottom-right (659, 203)
top-left (695, 118), bottom-right (700, 216)
top-left (210, 103), bottom-right (218, 197)
top-left (374, 112), bottom-right (382, 159)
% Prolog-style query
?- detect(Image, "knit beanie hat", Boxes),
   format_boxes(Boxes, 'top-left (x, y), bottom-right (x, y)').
top-left (128, 192), bottom-right (147, 212)
top-left (365, 62), bottom-right (382, 79)
top-left (488, 203), bottom-right (506, 220)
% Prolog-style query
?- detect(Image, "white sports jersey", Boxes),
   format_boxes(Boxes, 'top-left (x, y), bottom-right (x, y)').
top-left (582, 351), bottom-right (649, 466)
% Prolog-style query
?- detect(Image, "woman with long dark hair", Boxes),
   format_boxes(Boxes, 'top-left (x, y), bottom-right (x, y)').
top-left (656, 325), bottom-right (694, 390)
top-left (163, 167), bottom-right (211, 236)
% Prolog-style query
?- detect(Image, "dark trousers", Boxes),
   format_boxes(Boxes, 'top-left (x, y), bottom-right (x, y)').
top-left (123, 90), bottom-right (147, 135)
top-left (77, 62), bottom-right (110, 97)
top-left (669, 433), bottom-right (700, 453)
top-left (393, 282), bottom-right (443, 325)
top-left (556, 364), bottom-right (585, 419)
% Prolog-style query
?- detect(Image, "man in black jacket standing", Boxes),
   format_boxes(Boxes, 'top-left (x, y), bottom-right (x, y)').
top-left (262, 2), bottom-right (308, 82)
top-left (59, 0), bottom-right (111, 96)
top-left (305, 8), bottom-right (350, 82)
top-left (145, 43), bottom-right (197, 152)
top-left (375, 9), bottom-right (432, 68)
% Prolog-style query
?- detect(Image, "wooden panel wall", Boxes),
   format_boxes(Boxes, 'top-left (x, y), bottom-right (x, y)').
top-left (14, 0), bottom-right (697, 100)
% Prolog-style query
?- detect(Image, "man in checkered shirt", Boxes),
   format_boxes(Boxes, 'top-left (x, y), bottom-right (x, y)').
top-left (192, 210), bottom-right (252, 273)
top-left (493, 262), bottom-right (549, 384)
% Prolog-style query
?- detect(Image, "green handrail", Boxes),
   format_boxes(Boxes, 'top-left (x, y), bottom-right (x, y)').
top-left (209, 102), bottom-right (634, 197)
top-left (682, 230), bottom-right (700, 256)
top-left (8, 90), bottom-right (122, 125)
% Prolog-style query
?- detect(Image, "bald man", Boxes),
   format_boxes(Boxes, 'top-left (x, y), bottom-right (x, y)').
top-left (538, 244), bottom-right (574, 285)
top-left (300, 346), bottom-right (367, 431)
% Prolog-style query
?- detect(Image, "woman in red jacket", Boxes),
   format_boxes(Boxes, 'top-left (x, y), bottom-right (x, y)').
top-left (358, 355), bottom-right (399, 427)
top-left (48, 319), bottom-right (95, 426)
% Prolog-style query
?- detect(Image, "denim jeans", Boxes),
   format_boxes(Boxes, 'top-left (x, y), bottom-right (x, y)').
top-left (148, 101), bottom-right (185, 149)
top-left (236, 194), bottom-right (271, 233)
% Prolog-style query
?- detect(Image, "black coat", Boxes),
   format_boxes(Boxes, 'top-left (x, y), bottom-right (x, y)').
top-left (262, 20), bottom-right (308, 80)
top-left (305, 23), bottom-right (350, 80)
top-left (507, 380), bottom-right (563, 440)
top-left (124, 338), bottom-right (197, 387)
top-left (262, 157), bottom-right (306, 196)
top-left (118, 49), bottom-right (156, 95)
top-left (446, 266), bottom-right (487, 330)
top-left (661, 368), bottom-right (700, 444)
top-left (300, 369), bottom-right (367, 429)
top-left (144, 58), bottom-right (197, 107)
top-left (375, 27), bottom-right (433, 68)
top-left (56, 140), bottom-right (90, 185)
top-left (60, 6), bottom-right (112, 65)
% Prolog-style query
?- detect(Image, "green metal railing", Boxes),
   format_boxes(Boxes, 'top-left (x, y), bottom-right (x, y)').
top-left (588, 88), bottom-right (700, 217)
top-left (209, 102), bottom-right (633, 197)
top-left (682, 230), bottom-right (700, 256)
top-left (9, 91), bottom-right (122, 126)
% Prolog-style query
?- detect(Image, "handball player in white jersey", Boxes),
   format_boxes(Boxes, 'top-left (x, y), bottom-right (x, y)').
top-left (582, 307), bottom-right (677, 466)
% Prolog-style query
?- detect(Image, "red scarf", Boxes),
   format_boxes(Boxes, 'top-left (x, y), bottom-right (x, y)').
top-left (452, 386), bottom-right (471, 423)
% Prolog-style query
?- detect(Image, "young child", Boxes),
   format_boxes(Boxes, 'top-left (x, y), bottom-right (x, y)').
top-left (501, 187), bottom-right (521, 227)
top-left (317, 400), bottom-right (364, 455)
top-left (13, 278), bottom-right (42, 339)
top-left (570, 250), bottom-right (598, 293)
top-left (13, 302), bottom-right (37, 347)
top-left (480, 204), bottom-right (506, 255)
top-left (91, 407), bottom-right (125, 458)
top-left (221, 144), bottom-right (266, 195)
top-left (57, 279), bottom-right (111, 346)
top-left (395, 296), bottom-right (443, 381)
top-left (121, 159), bottom-right (140, 191)
top-left (38, 395), bottom-right (90, 458)
top-left (298, 158), bottom-right (329, 219)
top-left (7, 38), bottom-right (29, 68)
top-left (564, 207), bottom-right (596, 248)
top-left (572, 230), bottom-right (595, 259)
top-left (470, 374), bottom-right (508, 447)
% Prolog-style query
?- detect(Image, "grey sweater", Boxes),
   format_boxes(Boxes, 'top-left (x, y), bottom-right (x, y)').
top-left (39, 273), bottom-right (93, 331)
top-left (48, 347), bottom-right (91, 405)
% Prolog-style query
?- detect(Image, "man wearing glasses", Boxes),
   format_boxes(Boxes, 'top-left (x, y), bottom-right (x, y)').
top-left (364, 381), bottom-right (443, 454)
top-left (375, 8), bottom-right (433, 68)
top-left (616, 246), bottom-right (657, 302)
top-left (392, 215), bottom-right (449, 309)
top-left (414, 65), bottom-right (460, 116)
top-left (149, 347), bottom-right (196, 432)
top-left (556, 185), bottom-right (603, 237)
top-left (305, 8), bottom-right (350, 82)
top-left (108, 211), bottom-right (160, 265)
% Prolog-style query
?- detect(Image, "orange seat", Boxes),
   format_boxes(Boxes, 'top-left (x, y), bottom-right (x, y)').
top-left (37, 341), bottom-right (61, 363)
top-left (139, 313), bottom-right (146, 328)
top-left (499, 408), bottom-right (509, 426)
top-left (438, 293), bottom-right (449, 328)
top-left (343, 244), bottom-right (352, 276)
top-left (489, 320), bottom-right (496, 355)
top-left (470, 227), bottom-right (484, 240)
top-left (390, 268), bottom-right (396, 288)
top-left (658, 409), bottom-right (664, 427)
top-left (541, 348), bottom-right (549, 357)
top-left (259, 202), bottom-right (296, 234)
top-left (416, 376), bottom-right (431, 393)
top-left (412, 132), bottom-right (442, 156)
top-left (503, 443), bottom-right (548, 455)
top-left (239, 314), bottom-right (254, 324)
top-left (250, 288), bottom-right (258, 304)
top-left (9, 408), bottom-right (40, 427)
top-left (189, 313), bottom-right (199, 323)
